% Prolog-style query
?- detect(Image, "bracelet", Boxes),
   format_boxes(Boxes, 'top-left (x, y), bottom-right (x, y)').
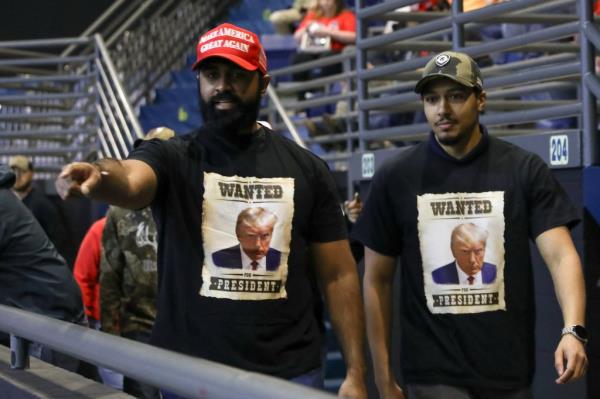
top-left (91, 161), bottom-right (110, 176)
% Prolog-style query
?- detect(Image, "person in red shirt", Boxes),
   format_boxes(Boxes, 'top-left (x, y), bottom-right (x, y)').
top-left (294, 0), bottom-right (356, 53)
top-left (291, 0), bottom-right (356, 98)
top-left (73, 217), bottom-right (106, 325)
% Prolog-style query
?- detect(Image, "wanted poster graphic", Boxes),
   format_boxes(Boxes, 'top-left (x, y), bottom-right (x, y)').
top-left (418, 191), bottom-right (506, 314)
top-left (200, 172), bottom-right (294, 300)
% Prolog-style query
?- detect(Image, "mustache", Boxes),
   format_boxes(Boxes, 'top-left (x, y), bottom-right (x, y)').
top-left (210, 92), bottom-right (241, 105)
top-left (435, 118), bottom-right (456, 126)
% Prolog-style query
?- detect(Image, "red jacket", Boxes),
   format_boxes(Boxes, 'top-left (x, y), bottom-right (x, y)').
top-left (73, 217), bottom-right (106, 322)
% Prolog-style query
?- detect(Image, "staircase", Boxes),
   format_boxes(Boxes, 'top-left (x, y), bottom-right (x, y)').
top-left (0, 0), bottom-right (233, 175)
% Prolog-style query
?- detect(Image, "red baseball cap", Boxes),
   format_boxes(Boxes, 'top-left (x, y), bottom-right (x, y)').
top-left (192, 23), bottom-right (267, 74)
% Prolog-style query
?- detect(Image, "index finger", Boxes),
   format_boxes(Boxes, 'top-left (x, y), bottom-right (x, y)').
top-left (556, 367), bottom-right (575, 384)
top-left (56, 162), bottom-right (100, 198)
top-left (555, 355), bottom-right (576, 384)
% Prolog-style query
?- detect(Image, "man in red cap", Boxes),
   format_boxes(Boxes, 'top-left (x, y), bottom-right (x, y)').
top-left (57, 23), bottom-right (367, 398)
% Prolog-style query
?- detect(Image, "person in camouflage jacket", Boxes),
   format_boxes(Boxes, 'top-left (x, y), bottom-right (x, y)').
top-left (100, 205), bottom-right (158, 336)
top-left (99, 126), bottom-right (174, 399)
top-left (100, 205), bottom-right (160, 398)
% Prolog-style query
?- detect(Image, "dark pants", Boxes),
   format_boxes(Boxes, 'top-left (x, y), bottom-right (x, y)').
top-left (28, 341), bottom-right (101, 381)
top-left (122, 331), bottom-right (161, 399)
top-left (161, 367), bottom-right (324, 399)
top-left (406, 384), bottom-right (533, 399)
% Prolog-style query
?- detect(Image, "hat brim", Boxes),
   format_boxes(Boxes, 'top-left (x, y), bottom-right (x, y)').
top-left (414, 73), bottom-right (479, 94)
top-left (191, 53), bottom-right (261, 73)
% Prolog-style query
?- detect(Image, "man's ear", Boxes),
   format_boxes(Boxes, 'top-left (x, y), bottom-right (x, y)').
top-left (260, 74), bottom-right (271, 96)
top-left (477, 90), bottom-right (487, 112)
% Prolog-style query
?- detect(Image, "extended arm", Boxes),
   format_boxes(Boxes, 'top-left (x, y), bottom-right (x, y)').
top-left (58, 158), bottom-right (157, 209)
top-left (363, 247), bottom-right (404, 399)
top-left (535, 226), bottom-right (587, 384)
top-left (311, 239), bottom-right (367, 399)
top-left (313, 26), bottom-right (356, 44)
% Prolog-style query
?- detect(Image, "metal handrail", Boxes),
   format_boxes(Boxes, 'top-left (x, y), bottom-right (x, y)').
top-left (580, 0), bottom-right (600, 165)
top-left (266, 85), bottom-right (306, 148)
top-left (105, 0), bottom-right (156, 48)
top-left (352, 0), bottom-right (588, 159)
top-left (95, 34), bottom-right (143, 143)
top-left (0, 34), bottom-right (144, 169)
top-left (60, 0), bottom-right (130, 57)
top-left (0, 304), bottom-right (335, 399)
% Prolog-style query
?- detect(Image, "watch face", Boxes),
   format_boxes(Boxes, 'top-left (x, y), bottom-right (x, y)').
top-left (574, 325), bottom-right (588, 340)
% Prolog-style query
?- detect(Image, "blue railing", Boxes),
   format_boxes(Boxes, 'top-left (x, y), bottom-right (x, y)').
top-left (0, 304), bottom-right (335, 399)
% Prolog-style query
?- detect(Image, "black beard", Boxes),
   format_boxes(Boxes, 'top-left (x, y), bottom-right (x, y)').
top-left (198, 88), bottom-right (261, 141)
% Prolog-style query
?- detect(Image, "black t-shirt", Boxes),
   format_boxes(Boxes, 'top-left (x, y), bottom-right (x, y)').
top-left (128, 126), bottom-right (347, 378)
top-left (353, 127), bottom-right (578, 389)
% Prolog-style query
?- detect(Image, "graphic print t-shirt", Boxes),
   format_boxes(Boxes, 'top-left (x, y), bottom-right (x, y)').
top-left (201, 173), bottom-right (293, 300)
top-left (419, 191), bottom-right (505, 314)
top-left (353, 130), bottom-right (579, 389)
top-left (128, 127), bottom-right (347, 378)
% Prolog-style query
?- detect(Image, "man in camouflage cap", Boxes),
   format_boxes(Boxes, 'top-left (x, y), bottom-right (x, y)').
top-left (414, 50), bottom-right (483, 95)
top-left (354, 51), bottom-right (587, 398)
top-left (99, 127), bottom-right (175, 399)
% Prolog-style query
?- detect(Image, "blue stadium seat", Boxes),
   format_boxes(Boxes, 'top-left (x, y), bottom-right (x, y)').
top-left (154, 87), bottom-right (198, 107)
top-left (261, 33), bottom-right (297, 71)
top-left (139, 103), bottom-right (202, 134)
top-left (171, 70), bottom-right (196, 87)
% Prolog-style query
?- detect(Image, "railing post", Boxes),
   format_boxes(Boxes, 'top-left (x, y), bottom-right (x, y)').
top-left (356, 0), bottom-right (368, 153)
top-left (580, 0), bottom-right (599, 166)
top-left (94, 34), bottom-right (144, 140)
top-left (452, 0), bottom-right (465, 49)
top-left (343, 48), bottom-right (354, 165)
top-left (10, 334), bottom-right (29, 370)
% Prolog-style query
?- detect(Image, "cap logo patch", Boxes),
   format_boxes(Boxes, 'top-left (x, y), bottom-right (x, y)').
top-left (435, 54), bottom-right (450, 67)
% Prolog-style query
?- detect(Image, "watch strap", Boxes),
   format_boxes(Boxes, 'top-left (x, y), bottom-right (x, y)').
top-left (561, 325), bottom-right (588, 343)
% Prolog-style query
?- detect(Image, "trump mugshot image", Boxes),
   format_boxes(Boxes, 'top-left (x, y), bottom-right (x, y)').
top-left (211, 207), bottom-right (282, 272)
top-left (432, 222), bottom-right (497, 286)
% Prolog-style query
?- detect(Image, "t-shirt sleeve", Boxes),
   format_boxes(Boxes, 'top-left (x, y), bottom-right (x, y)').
top-left (127, 138), bottom-right (178, 204)
top-left (339, 10), bottom-right (356, 33)
top-left (307, 158), bottom-right (347, 243)
top-left (352, 161), bottom-right (402, 257)
top-left (525, 154), bottom-right (579, 239)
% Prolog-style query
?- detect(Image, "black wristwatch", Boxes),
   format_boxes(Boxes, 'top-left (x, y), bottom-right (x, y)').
top-left (561, 325), bottom-right (588, 344)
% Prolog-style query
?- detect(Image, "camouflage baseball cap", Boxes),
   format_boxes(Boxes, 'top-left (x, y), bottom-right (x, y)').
top-left (8, 155), bottom-right (32, 171)
top-left (415, 51), bottom-right (483, 93)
